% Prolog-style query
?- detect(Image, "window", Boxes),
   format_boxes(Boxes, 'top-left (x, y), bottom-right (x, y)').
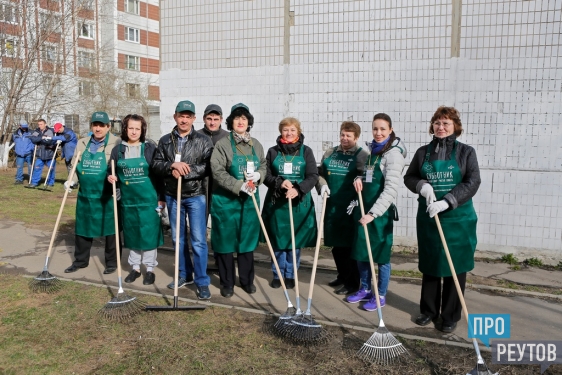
top-left (42, 45), bottom-right (57, 62)
top-left (64, 114), bottom-right (79, 132)
top-left (40, 12), bottom-right (62, 32)
top-left (77, 50), bottom-right (94, 69)
top-left (125, 54), bottom-right (139, 71)
top-left (0, 3), bottom-right (18, 24)
top-left (124, 27), bottom-right (139, 43)
top-left (79, 81), bottom-right (95, 96)
top-left (77, 0), bottom-right (93, 10)
top-left (0, 38), bottom-right (17, 57)
top-left (126, 83), bottom-right (140, 98)
top-left (125, 0), bottom-right (139, 15)
top-left (78, 22), bottom-right (94, 39)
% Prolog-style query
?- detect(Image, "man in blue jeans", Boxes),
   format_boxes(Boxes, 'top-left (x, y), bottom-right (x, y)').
top-left (28, 119), bottom-right (57, 188)
top-left (152, 100), bottom-right (214, 300)
top-left (11, 121), bottom-right (35, 184)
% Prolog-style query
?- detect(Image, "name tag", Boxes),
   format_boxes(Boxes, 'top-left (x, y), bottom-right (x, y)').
top-left (283, 162), bottom-right (293, 174)
top-left (246, 161), bottom-right (255, 173)
top-left (174, 153), bottom-right (181, 163)
top-left (365, 168), bottom-right (373, 183)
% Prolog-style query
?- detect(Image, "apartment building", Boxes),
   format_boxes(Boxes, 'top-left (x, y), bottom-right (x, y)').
top-left (0, 0), bottom-right (161, 139)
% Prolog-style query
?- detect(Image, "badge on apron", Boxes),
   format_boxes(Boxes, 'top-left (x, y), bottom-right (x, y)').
top-left (283, 162), bottom-right (293, 174)
top-left (174, 153), bottom-right (181, 163)
top-left (246, 161), bottom-right (255, 173)
top-left (365, 167), bottom-right (374, 183)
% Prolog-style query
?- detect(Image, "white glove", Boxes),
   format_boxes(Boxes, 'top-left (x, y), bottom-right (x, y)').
top-left (63, 181), bottom-right (75, 192)
top-left (420, 183), bottom-right (436, 205)
top-left (43, 136), bottom-right (52, 141)
top-left (320, 185), bottom-right (330, 198)
top-left (346, 200), bottom-right (358, 215)
top-left (240, 182), bottom-right (256, 195)
top-left (115, 188), bottom-right (121, 201)
top-left (427, 200), bottom-right (449, 218)
top-left (245, 171), bottom-right (260, 183)
top-left (56, 140), bottom-right (62, 145)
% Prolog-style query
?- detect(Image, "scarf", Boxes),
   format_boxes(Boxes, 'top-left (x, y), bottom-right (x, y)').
top-left (233, 131), bottom-right (251, 143)
top-left (370, 136), bottom-right (390, 155)
top-left (279, 136), bottom-right (300, 144)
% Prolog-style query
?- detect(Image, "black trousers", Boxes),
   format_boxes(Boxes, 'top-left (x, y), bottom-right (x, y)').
top-left (73, 234), bottom-right (118, 268)
top-left (332, 246), bottom-right (360, 290)
top-left (216, 252), bottom-right (254, 289)
top-left (420, 272), bottom-right (467, 324)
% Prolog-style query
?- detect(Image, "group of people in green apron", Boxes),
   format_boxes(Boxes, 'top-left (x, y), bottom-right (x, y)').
top-left (60, 103), bottom-right (481, 333)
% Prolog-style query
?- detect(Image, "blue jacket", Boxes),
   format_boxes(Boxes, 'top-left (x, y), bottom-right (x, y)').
top-left (11, 129), bottom-right (35, 157)
top-left (52, 128), bottom-right (78, 161)
top-left (29, 127), bottom-right (56, 160)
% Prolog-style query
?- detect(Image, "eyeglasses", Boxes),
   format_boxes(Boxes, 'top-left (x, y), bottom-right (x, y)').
top-left (432, 121), bottom-right (453, 128)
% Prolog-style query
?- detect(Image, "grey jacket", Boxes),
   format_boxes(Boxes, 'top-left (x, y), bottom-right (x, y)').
top-left (210, 134), bottom-right (267, 195)
top-left (404, 134), bottom-right (481, 210)
top-left (367, 138), bottom-right (408, 217)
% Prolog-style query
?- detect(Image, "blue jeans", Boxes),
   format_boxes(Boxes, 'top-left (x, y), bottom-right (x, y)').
top-left (15, 154), bottom-right (33, 182)
top-left (166, 194), bottom-right (210, 286)
top-left (31, 158), bottom-right (56, 186)
top-left (271, 248), bottom-right (300, 279)
top-left (357, 261), bottom-right (391, 296)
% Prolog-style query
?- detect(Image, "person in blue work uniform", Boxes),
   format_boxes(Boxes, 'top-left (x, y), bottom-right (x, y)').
top-left (11, 121), bottom-right (35, 185)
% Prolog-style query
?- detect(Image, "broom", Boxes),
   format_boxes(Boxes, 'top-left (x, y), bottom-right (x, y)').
top-left (29, 151), bottom-right (81, 293)
top-left (356, 191), bottom-right (407, 364)
top-left (286, 193), bottom-right (329, 343)
top-left (245, 178), bottom-right (296, 333)
top-left (434, 214), bottom-right (499, 375)
top-left (98, 160), bottom-right (145, 321)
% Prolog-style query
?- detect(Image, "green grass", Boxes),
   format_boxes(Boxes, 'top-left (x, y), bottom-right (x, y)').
top-left (524, 257), bottom-right (543, 267)
top-left (500, 253), bottom-right (519, 265)
top-left (0, 162), bottom-right (75, 230)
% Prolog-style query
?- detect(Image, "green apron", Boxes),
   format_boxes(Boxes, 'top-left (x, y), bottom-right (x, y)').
top-left (75, 136), bottom-right (115, 238)
top-left (116, 143), bottom-right (164, 251)
top-left (351, 152), bottom-right (394, 263)
top-left (261, 145), bottom-right (317, 249)
top-left (210, 135), bottom-right (261, 254)
top-left (322, 147), bottom-right (363, 247)
top-left (417, 141), bottom-right (478, 277)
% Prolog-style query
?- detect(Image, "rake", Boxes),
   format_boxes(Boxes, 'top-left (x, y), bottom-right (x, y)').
top-left (145, 175), bottom-right (206, 312)
top-left (37, 142), bottom-right (60, 192)
top-left (356, 191), bottom-right (407, 364)
top-left (28, 145), bottom-right (37, 185)
top-left (247, 184), bottom-right (295, 333)
top-left (29, 151), bottom-right (81, 293)
top-left (285, 193), bottom-right (329, 343)
top-left (434, 214), bottom-right (499, 375)
top-left (98, 160), bottom-right (145, 321)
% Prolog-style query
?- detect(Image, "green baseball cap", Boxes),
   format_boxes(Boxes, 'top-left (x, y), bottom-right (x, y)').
top-left (90, 111), bottom-right (110, 124)
top-left (231, 103), bottom-right (250, 113)
top-left (175, 100), bottom-right (196, 114)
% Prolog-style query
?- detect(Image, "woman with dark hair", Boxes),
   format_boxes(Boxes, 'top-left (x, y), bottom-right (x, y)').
top-left (107, 114), bottom-right (165, 285)
top-left (404, 106), bottom-right (480, 333)
top-left (347, 113), bottom-right (407, 311)
top-left (262, 117), bottom-right (319, 289)
top-left (210, 103), bottom-right (267, 298)
top-left (316, 121), bottom-right (369, 295)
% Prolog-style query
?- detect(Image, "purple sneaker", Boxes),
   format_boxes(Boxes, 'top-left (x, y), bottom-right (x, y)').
top-left (346, 288), bottom-right (372, 303)
top-left (363, 295), bottom-right (386, 311)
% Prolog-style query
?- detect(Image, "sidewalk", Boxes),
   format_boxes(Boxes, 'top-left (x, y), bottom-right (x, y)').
top-left (1, 219), bottom-right (561, 346)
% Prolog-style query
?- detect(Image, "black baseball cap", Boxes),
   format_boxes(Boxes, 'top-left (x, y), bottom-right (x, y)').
top-left (203, 104), bottom-right (222, 117)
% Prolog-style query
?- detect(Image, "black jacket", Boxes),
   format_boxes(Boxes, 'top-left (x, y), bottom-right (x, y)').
top-left (264, 134), bottom-right (319, 202)
top-left (197, 126), bottom-right (229, 146)
top-left (29, 127), bottom-right (56, 160)
top-left (404, 134), bottom-right (481, 210)
top-left (108, 142), bottom-right (166, 201)
top-left (151, 126), bottom-right (213, 199)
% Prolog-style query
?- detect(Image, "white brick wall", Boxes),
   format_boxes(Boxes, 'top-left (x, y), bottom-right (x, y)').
top-left (160, 0), bottom-right (562, 256)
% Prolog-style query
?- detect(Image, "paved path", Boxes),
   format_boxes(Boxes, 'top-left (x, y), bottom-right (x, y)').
top-left (1, 220), bottom-right (561, 347)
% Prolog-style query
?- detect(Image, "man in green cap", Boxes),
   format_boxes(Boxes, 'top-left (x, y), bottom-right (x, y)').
top-left (64, 111), bottom-right (121, 274)
top-left (152, 100), bottom-right (214, 300)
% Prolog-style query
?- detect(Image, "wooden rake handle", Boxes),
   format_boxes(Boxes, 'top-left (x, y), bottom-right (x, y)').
top-left (288, 198), bottom-right (300, 304)
top-left (306, 193), bottom-right (328, 301)
top-left (44, 151), bottom-right (81, 261)
top-left (110, 160), bottom-right (123, 280)
top-left (28, 145), bottom-right (37, 185)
